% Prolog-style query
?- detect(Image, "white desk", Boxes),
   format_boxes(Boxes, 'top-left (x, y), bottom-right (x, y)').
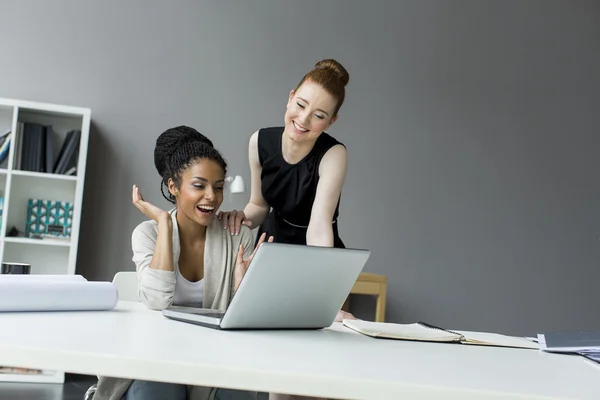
top-left (0, 301), bottom-right (598, 399)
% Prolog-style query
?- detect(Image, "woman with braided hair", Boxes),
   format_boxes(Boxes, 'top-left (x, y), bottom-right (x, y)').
top-left (218, 59), bottom-right (356, 326)
top-left (93, 125), bottom-right (271, 400)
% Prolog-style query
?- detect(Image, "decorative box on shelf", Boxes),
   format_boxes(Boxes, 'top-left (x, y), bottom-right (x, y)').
top-left (25, 199), bottom-right (73, 239)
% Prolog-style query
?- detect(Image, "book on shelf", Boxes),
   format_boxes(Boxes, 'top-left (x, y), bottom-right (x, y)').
top-left (0, 129), bottom-right (10, 167)
top-left (13, 122), bottom-right (80, 175)
top-left (342, 319), bottom-right (539, 350)
top-left (53, 129), bottom-right (80, 174)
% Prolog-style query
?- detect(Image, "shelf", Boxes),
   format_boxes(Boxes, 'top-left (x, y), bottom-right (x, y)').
top-left (2, 240), bottom-right (71, 275)
top-left (3, 237), bottom-right (71, 247)
top-left (0, 370), bottom-right (64, 384)
top-left (0, 97), bottom-right (90, 384)
top-left (11, 170), bottom-right (76, 181)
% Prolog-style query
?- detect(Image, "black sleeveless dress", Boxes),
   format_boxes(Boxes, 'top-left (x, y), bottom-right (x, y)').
top-left (255, 126), bottom-right (345, 248)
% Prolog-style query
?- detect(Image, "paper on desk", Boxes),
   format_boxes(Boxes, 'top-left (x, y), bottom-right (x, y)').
top-left (538, 333), bottom-right (600, 353)
top-left (0, 280), bottom-right (118, 312)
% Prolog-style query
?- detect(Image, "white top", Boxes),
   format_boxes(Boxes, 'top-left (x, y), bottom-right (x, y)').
top-left (131, 210), bottom-right (254, 311)
top-left (174, 266), bottom-right (204, 307)
top-left (0, 301), bottom-right (599, 400)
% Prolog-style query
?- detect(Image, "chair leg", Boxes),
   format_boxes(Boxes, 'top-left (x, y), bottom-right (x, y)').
top-left (375, 284), bottom-right (387, 322)
top-left (341, 295), bottom-right (351, 312)
top-left (84, 383), bottom-right (97, 400)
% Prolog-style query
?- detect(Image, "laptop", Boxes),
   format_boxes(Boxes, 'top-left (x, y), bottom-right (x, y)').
top-left (162, 242), bottom-right (370, 330)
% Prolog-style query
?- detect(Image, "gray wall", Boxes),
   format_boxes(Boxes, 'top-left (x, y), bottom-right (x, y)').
top-left (1, 0), bottom-right (599, 336)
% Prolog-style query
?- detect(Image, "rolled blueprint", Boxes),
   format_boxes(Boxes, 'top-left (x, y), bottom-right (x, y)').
top-left (0, 280), bottom-right (118, 312)
top-left (0, 274), bottom-right (88, 282)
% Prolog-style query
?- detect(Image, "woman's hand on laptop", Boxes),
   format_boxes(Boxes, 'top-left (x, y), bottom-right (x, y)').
top-left (233, 232), bottom-right (274, 292)
top-left (132, 184), bottom-right (170, 223)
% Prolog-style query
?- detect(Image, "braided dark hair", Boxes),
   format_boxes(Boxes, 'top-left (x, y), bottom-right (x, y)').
top-left (154, 125), bottom-right (228, 203)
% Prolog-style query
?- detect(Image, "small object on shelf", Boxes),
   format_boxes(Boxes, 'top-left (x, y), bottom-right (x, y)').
top-left (0, 262), bottom-right (31, 274)
top-left (25, 199), bottom-right (73, 239)
top-left (6, 226), bottom-right (20, 237)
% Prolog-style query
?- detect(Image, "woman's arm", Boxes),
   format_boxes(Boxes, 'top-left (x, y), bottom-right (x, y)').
top-left (148, 214), bottom-right (174, 271)
top-left (131, 185), bottom-right (177, 310)
top-left (306, 144), bottom-right (348, 247)
top-left (132, 218), bottom-right (177, 310)
top-left (242, 130), bottom-right (270, 228)
top-left (218, 131), bottom-right (270, 235)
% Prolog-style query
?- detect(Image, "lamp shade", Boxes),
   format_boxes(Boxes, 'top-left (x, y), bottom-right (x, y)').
top-left (227, 175), bottom-right (245, 194)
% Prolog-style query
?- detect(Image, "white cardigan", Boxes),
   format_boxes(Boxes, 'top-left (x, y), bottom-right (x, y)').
top-left (94, 208), bottom-right (256, 400)
top-left (134, 208), bottom-right (254, 311)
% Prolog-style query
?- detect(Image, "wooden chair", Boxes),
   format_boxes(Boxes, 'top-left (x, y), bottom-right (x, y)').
top-left (342, 272), bottom-right (387, 322)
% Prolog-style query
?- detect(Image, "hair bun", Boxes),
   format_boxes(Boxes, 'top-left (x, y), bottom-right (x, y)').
top-left (171, 125), bottom-right (213, 148)
top-left (154, 125), bottom-right (213, 177)
top-left (314, 59), bottom-right (350, 87)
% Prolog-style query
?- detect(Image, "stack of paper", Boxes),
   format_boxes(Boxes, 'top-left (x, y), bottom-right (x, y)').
top-left (0, 274), bottom-right (118, 312)
top-left (579, 350), bottom-right (600, 364)
top-left (538, 331), bottom-right (600, 364)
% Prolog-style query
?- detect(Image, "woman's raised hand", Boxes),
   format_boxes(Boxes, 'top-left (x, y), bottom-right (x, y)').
top-left (132, 184), bottom-right (170, 223)
top-left (233, 232), bottom-right (274, 291)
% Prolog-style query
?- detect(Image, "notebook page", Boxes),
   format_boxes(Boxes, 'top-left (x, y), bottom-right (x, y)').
top-left (456, 330), bottom-right (539, 349)
top-left (343, 320), bottom-right (461, 342)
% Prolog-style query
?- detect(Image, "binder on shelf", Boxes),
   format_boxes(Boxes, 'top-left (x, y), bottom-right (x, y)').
top-left (12, 122), bottom-right (79, 175)
top-left (13, 122), bottom-right (23, 170)
top-left (20, 123), bottom-right (44, 172)
top-left (0, 130), bottom-right (11, 167)
top-left (53, 130), bottom-right (80, 175)
top-left (45, 126), bottom-right (54, 174)
top-left (15, 122), bottom-right (51, 173)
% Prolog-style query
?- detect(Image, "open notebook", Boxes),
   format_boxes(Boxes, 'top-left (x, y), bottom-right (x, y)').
top-left (343, 320), bottom-right (538, 350)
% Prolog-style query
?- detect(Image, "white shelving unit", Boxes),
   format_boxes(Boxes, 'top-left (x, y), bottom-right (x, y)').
top-left (0, 97), bottom-right (90, 384)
